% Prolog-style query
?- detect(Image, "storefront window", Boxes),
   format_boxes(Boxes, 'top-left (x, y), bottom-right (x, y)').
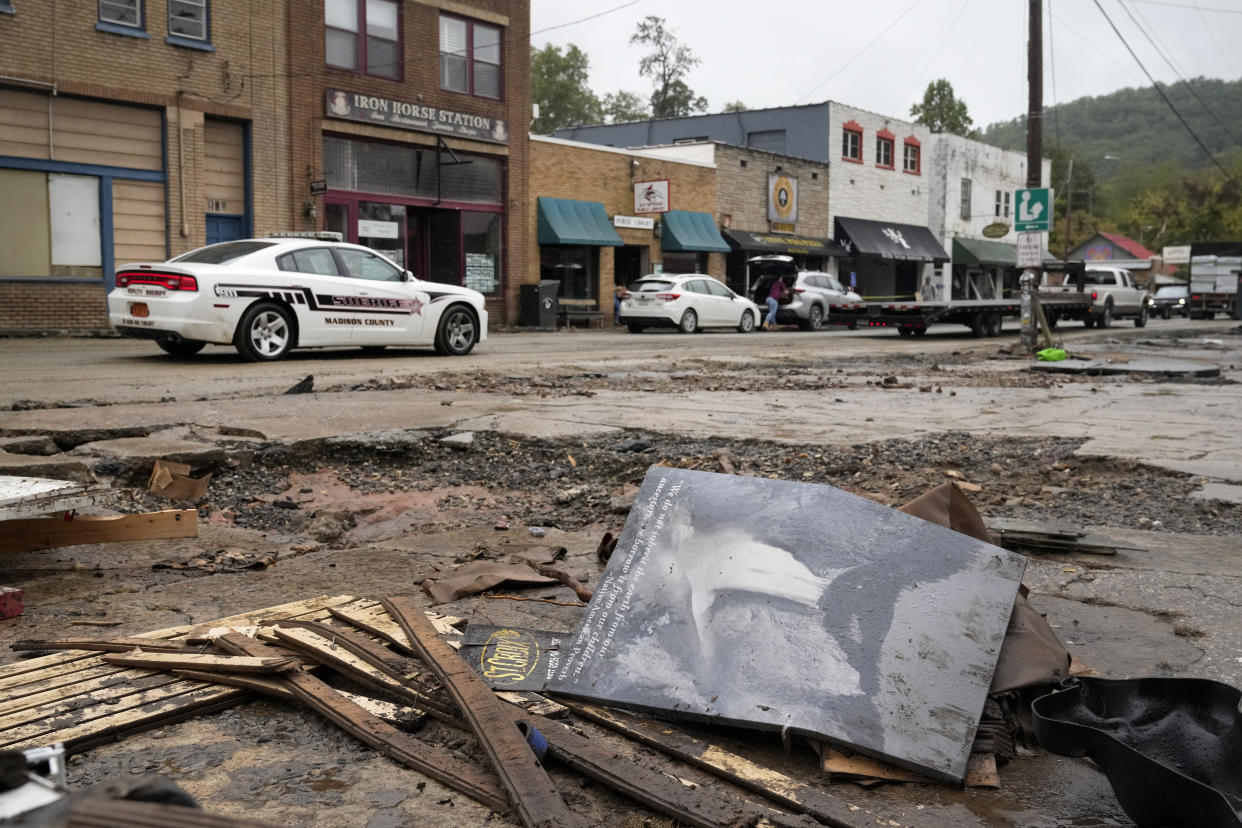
top-left (324, 136), bottom-right (502, 205)
top-left (541, 246), bottom-right (597, 301)
top-left (463, 211), bottom-right (501, 295)
top-left (661, 251), bottom-right (704, 274)
top-left (358, 201), bottom-right (405, 268)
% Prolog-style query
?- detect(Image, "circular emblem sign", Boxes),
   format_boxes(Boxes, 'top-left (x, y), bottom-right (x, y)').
top-left (771, 176), bottom-right (795, 220)
top-left (982, 222), bottom-right (1010, 239)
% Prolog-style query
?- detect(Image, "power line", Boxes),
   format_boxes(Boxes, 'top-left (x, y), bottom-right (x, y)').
top-left (1128, 0), bottom-right (1242, 13)
top-left (531, 1), bottom-right (644, 37)
top-left (1192, 0), bottom-right (1237, 76)
top-left (794, 0), bottom-right (925, 104)
top-left (1091, 0), bottom-right (1235, 182)
top-left (898, 0), bottom-right (971, 117)
top-left (1118, 0), bottom-right (1242, 147)
top-left (1048, 0), bottom-right (1060, 148)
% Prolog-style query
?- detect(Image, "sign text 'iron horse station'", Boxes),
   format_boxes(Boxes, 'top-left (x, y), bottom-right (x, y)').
top-left (325, 89), bottom-right (510, 145)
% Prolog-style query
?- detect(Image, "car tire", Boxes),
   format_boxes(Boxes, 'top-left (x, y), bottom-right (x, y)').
top-left (1046, 310), bottom-right (1060, 331)
top-left (1135, 304), bottom-right (1148, 328)
top-left (157, 339), bottom-right (206, 358)
top-left (625, 322), bottom-right (644, 334)
top-left (1098, 303), bottom-right (1113, 329)
top-left (802, 304), bottom-right (824, 332)
top-left (737, 310), bottom-right (756, 333)
top-left (913, 325), bottom-right (927, 336)
top-left (678, 309), bottom-right (698, 334)
top-left (897, 327), bottom-right (913, 337)
top-left (434, 305), bottom-right (479, 356)
top-left (235, 302), bottom-right (294, 362)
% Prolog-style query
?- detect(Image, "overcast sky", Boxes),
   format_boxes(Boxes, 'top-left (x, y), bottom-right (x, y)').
top-left (530, 0), bottom-right (1242, 130)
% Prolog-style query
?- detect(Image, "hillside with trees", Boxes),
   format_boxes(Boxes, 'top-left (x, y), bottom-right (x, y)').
top-left (983, 77), bottom-right (1242, 250)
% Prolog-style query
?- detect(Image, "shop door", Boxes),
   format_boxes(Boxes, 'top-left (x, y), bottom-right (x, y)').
top-left (896, 261), bottom-right (920, 300)
top-left (615, 246), bottom-right (645, 289)
top-left (358, 203), bottom-right (407, 269)
top-left (206, 214), bottom-right (244, 246)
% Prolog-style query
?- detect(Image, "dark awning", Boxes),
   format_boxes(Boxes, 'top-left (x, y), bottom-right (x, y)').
top-left (834, 216), bottom-right (949, 263)
top-left (721, 229), bottom-right (848, 257)
top-left (537, 197), bottom-right (623, 247)
top-left (662, 210), bottom-right (731, 253)
top-left (953, 237), bottom-right (1061, 268)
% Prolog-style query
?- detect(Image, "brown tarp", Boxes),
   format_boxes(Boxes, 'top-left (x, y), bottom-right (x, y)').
top-left (422, 561), bottom-right (557, 604)
top-left (899, 482), bottom-right (1072, 694)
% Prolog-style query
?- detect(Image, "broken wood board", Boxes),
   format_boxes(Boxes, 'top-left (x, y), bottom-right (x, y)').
top-left (0, 475), bottom-right (111, 521)
top-left (65, 796), bottom-right (284, 827)
top-left (104, 652), bottom-right (300, 674)
top-left (11, 638), bottom-right (196, 654)
top-left (326, 604), bottom-right (464, 652)
top-left (520, 710), bottom-right (820, 828)
top-left (568, 703), bottom-right (961, 828)
top-left (984, 517), bottom-right (1144, 556)
top-left (384, 596), bottom-right (577, 828)
top-left (0, 595), bottom-right (362, 753)
top-left (216, 633), bottom-right (508, 814)
top-left (812, 740), bottom-right (930, 785)
top-left (0, 510), bottom-right (197, 553)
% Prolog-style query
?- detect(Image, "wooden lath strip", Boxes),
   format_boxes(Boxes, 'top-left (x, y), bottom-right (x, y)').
top-left (0, 509), bottom-right (198, 554)
top-left (0, 670), bottom-right (182, 730)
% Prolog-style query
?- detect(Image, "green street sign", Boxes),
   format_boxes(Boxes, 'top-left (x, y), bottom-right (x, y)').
top-left (1014, 188), bottom-right (1053, 232)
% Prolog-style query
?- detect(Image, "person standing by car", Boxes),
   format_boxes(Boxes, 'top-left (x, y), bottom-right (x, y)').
top-left (764, 276), bottom-right (787, 330)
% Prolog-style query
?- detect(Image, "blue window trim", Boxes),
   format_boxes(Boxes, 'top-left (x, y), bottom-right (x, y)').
top-left (0, 154), bottom-right (164, 182)
top-left (96, 20), bottom-right (149, 37)
top-left (165, 34), bottom-right (213, 51)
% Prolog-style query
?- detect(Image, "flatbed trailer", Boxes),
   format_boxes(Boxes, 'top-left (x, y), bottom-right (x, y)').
top-left (831, 292), bottom-right (1095, 337)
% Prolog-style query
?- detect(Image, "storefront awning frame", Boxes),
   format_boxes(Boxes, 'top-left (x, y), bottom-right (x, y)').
top-left (721, 228), bottom-right (848, 257)
top-left (661, 210), bottom-right (731, 253)
top-left (834, 216), bottom-right (950, 263)
top-left (536, 197), bottom-right (624, 247)
top-left (953, 236), bottom-right (1061, 268)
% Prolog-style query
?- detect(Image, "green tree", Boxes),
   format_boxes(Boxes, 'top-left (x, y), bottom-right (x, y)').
top-left (602, 91), bottom-right (650, 124)
top-left (910, 79), bottom-right (973, 135)
top-left (530, 44), bottom-right (602, 133)
top-left (722, 100), bottom-right (747, 113)
top-left (631, 16), bottom-right (707, 118)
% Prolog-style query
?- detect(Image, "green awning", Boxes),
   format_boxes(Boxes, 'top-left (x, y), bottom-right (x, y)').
top-left (662, 210), bottom-right (731, 253)
top-left (953, 236), bottom-right (1061, 267)
top-left (537, 197), bottom-right (623, 247)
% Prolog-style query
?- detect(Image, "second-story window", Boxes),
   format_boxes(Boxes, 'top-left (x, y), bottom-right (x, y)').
top-left (169, 0), bottom-right (207, 41)
top-left (326, 0), bottom-right (400, 80)
top-left (960, 178), bottom-right (972, 221)
top-left (99, 0), bottom-right (141, 28)
top-left (440, 15), bottom-right (501, 99)
top-left (876, 135), bottom-right (894, 169)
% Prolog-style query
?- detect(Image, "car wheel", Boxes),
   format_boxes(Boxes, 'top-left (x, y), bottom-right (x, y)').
top-left (1046, 310), bottom-right (1059, 331)
top-left (678, 309), bottom-right (698, 334)
top-left (846, 321), bottom-right (857, 331)
top-left (1099, 303), bottom-right (1113, 329)
top-left (803, 304), bottom-right (824, 332)
top-left (625, 322), bottom-right (644, 334)
top-left (897, 327), bottom-right (913, 337)
top-left (1135, 304), bottom-right (1148, 328)
top-left (157, 339), bottom-right (206, 357)
top-left (737, 310), bottom-right (756, 333)
top-left (235, 302), bottom-right (294, 362)
top-left (913, 325), bottom-right (927, 336)
top-left (434, 305), bottom-right (478, 356)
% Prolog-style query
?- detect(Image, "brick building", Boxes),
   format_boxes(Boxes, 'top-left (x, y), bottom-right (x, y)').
top-left (0, 0), bottom-right (290, 334)
top-left (529, 136), bottom-right (725, 323)
top-left (0, 0), bottom-right (530, 332)
top-left (294, 0), bottom-right (529, 326)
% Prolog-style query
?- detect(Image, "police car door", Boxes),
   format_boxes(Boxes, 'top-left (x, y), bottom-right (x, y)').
top-left (332, 248), bottom-right (428, 342)
top-left (274, 246), bottom-right (355, 346)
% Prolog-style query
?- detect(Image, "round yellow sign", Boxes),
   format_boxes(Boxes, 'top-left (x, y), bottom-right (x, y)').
top-left (771, 175), bottom-right (795, 220)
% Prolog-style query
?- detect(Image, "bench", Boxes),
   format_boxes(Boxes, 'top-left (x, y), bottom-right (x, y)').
top-left (557, 306), bottom-right (607, 329)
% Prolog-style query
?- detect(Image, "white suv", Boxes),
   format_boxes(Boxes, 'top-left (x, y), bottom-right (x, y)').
top-left (748, 256), bottom-right (862, 331)
top-left (619, 274), bottom-right (762, 334)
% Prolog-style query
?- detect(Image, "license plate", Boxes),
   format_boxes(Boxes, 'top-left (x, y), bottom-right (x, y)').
top-left (130, 303), bottom-right (149, 318)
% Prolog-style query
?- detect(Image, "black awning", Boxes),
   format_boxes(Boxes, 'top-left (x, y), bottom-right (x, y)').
top-left (834, 217), bottom-right (949, 263)
top-left (722, 229), bottom-right (848, 257)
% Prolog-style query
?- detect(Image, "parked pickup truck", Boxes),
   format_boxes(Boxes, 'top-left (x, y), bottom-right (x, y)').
top-left (1042, 265), bottom-right (1150, 328)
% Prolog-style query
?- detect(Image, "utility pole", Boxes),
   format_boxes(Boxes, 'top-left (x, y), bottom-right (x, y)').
top-left (1020, 0), bottom-right (1043, 352)
top-left (1062, 157), bottom-right (1074, 262)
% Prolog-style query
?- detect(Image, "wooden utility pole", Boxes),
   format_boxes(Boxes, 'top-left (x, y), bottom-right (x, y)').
top-left (1020, 0), bottom-right (1043, 351)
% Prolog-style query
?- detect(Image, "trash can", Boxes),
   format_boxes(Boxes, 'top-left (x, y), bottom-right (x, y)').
top-left (520, 280), bottom-right (559, 330)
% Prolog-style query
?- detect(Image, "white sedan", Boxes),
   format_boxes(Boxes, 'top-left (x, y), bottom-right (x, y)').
top-left (108, 234), bottom-right (487, 361)
top-left (619, 274), bottom-right (761, 334)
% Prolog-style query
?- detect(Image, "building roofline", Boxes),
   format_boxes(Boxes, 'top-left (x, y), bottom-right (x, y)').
top-left (529, 133), bottom-right (718, 168)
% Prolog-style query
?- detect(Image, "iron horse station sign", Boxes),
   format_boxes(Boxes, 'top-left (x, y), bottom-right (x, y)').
top-left (325, 89), bottom-right (510, 145)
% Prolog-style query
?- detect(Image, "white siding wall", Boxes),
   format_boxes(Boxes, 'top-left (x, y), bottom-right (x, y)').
top-left (827, 102), bottom-right (931, 230)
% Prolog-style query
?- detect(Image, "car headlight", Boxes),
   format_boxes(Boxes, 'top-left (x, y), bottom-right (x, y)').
top-left (1177, 298), bottom-right (1185, 304)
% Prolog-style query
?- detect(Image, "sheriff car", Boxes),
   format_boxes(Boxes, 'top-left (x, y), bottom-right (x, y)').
top-left (108, 233), bottom-right (487, 361)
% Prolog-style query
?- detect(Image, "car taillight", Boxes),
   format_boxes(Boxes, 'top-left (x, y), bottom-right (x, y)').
top-left (1091, 291), bottom-right (1098, 301)
top-left (116, 271), bottom-right (199, 291)
top-left (655, 292), bottom-right (681, 301)
top-left (1191, 295), bottom-right (1201, 300)
top-left (620, 291), bottom-right (631, 300)
top-left (793, 288), bottom-right (806, 294)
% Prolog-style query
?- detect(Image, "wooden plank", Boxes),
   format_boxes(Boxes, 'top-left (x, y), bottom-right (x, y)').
top-left (0, 666), bottom-right (159, 717)
top-left (328, 604), bottom-right (414, 653)
top-left (0, 510), bottom-right (197, 553)
top-left (185, 595), bottom-right (369, 643)
top-left (383, 596), bottom-right (578, 828)
top-left (567, 704), bottom-right (951, 828)
top-left (66, 796), bottom-right (283, 827)
top-left (104, 652), bottom-right (299, 674)
top-left (0, 670), bottom-right (181, 730)
top-left (0, 475), bottom-right (111, 521)
top-left (495, 691), bottom-right (569, 720)
top-left (264, 625), bottom-right (460, 726)
top-left (217, 634), bottom-right (509, 814)
top-left (522, 710), bottom-right (821, 828)
top-left (11, 638), bottom-right (191, 654)
top-left (264, 620), bottom-right (433, 690)
top-left (1, 678), bottom-right (233, 748)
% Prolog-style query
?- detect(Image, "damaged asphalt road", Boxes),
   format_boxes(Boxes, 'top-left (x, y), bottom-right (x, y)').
top-left (1, 322), bottom-right (1241, 826)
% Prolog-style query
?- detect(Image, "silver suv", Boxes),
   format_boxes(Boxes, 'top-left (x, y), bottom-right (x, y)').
top-left (748, 256), bottom-right (862, 331)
